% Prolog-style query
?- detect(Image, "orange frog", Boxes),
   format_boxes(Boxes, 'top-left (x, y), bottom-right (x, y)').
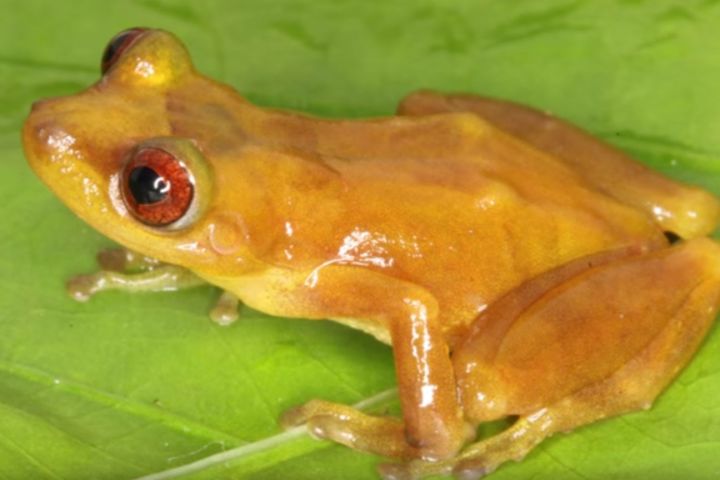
top-left (22, 28), bottom-right (720, 479)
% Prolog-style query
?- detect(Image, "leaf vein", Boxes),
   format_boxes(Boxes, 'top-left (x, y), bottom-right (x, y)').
top-left (133, 387), bottom-right (397, 480)
top-left (0, 399), bottom-right (147, 474)
top-left (0, 358), bottom-right (243, 444)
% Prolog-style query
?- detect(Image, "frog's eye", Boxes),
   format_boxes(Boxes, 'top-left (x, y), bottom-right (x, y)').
top-left (121, 147), bottom-right (194, 227)
top-left (101, 28), bottom-right (147, 74)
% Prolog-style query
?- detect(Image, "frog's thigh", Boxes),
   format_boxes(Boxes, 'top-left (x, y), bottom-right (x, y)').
top-left (398, 238), bottom-right (720, 480)
top-left (450, 271), bottom-right (718, 480)
top-left (274, 266), bottom-right (467, 461)
top-left (397, 90), bottom-right (720, 238)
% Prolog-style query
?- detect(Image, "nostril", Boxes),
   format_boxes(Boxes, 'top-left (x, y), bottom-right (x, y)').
top-left (23, 118), bottom-right (78, 161)
top-left (30, 97), bottom-right (58, 113)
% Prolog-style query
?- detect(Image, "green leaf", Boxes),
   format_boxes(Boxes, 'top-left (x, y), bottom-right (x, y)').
top-left (2, 1), bottom-right (720, 479)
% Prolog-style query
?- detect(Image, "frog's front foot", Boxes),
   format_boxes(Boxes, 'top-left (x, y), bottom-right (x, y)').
top-left (66, 247), bottom-right (204, 300)
top-left (66, 273), bottom-right (105, 302)
top-left (69, 247), bottom-right (170, 300)
top-left (281, 397), bottom-right (476, 478)
top-left (280, 399), bottom-right (420, 459)
top-left (66, 247), bottom-right (241, 326)
top-left (66, 264), bottom-right (205, 301)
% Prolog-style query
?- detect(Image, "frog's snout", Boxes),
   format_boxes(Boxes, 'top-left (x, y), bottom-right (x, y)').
top-left (25, 97), bottom-right (61, 148)
top-left (23, 120), bottom-right (72, 169)
top-left (22, 101), bottom-right (80, 178)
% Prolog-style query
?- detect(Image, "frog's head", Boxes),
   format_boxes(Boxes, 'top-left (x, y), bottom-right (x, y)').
top-left (23, 28), bottom-right (263, 274)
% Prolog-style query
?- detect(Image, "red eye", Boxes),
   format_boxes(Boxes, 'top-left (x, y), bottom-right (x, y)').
top-left (101, 28), bottom-right (147, 74)
top-left (121, 147), bottom-right (194, 227)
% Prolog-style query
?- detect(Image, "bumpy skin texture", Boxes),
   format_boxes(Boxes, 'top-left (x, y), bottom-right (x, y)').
top-left (22, 29), bottom-right (720, 478)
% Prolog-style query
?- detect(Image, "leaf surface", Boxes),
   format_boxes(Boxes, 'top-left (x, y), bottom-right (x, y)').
top-left (1, 1), bottom-right (719, 479)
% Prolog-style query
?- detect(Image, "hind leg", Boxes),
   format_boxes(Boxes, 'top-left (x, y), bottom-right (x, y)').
top-left (382, 239), bottom-right (720, 479)
top-left (386, 293), bottom-right (716, 480)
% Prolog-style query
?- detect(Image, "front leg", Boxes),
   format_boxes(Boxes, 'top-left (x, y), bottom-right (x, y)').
top-left (232, 266), bottom-right (470, 461)
top-left (281, 398), bottom-right (418, 459)
top-left (390, 298), bottom-right (468, 459)
top-left (67, 263), bottom-right (205, 301)
top-left (68, 247), bottom-right (240, 325)
top-left (281, 298), bottom-right (468, 461)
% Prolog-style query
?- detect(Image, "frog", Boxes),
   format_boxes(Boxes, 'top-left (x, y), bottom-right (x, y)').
top-left (21, 28), bottom-right (720, 479)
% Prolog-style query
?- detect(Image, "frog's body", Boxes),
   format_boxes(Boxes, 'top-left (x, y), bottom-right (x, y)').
top-left (22, 29), bottom-right (720, 479)
top-left (174, 84), bottom-right (671, 344)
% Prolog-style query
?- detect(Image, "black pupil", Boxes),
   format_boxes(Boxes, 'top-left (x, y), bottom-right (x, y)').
top-left (102, 32), bottom-right (132, 69)
top-left (128, 167), bottom-right (170, 204)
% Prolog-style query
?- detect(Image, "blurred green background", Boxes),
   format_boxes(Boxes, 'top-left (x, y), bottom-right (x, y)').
top-left (1, 1), bottom-right (719, 479)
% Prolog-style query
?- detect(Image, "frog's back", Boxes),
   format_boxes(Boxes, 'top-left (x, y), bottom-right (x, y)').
top-left (163, 75), bottom-right (666, 335)
top-left (315, 138), bottom-right (666, 338)
top-left (183, 88), bottom-right (667, 337)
